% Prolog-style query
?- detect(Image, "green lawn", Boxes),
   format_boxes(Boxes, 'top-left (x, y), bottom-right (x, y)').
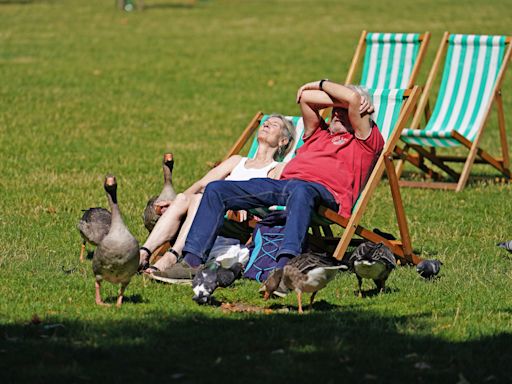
top-left (1, 0), bottom-right (512, 383)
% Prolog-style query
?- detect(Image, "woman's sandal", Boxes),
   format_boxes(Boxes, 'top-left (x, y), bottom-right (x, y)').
top-left (144, 248), bottom-right (181, 275)
top-left (138, 247), bottom-right (152, 272)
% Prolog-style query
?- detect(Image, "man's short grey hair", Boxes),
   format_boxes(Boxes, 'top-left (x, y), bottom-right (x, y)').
top-left (267, 113), bottom-right (295, 160)
top-left (345, 84), bottom-right (373, 117)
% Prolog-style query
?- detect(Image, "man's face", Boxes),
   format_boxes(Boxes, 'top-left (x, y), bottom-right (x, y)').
top-left (330, 108), bottom-right (353, 134)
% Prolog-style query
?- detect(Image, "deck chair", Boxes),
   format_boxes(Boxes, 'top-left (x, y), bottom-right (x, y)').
top-left (223, 86), bottom-right (423, 265)
top-left (320, 31), bottom-right (429, 120)
top-left (398, 33), bottom-right (512, 191)
top-left (346, 31), bottom-right (431, 89)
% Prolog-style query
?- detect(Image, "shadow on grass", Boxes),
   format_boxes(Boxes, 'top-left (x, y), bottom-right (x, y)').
top-left (1, 307), bottom-right (511, 383)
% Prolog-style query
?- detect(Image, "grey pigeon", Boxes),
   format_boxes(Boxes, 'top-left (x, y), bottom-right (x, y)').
top-left (497, 240), bottom-right (512, 253)
top-left (143, 153), bottom-right (178, 232)
top-left (262, 252), bottom-right (348, 313)
top-left (416, 259), bottom-right (442, 279)
top-left (93, 175), bottom-right (140, 307)
top-left (192, 262), bottom-right (244, 304)
top-left (349, 242), bottom-right (396, 296)
top-left (77, 207), bottom-right (111, 262)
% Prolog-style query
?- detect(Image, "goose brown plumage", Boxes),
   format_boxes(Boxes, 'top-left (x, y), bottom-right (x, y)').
top-left (262, 252), bottom-right (347, 313)
top-left (92, 175), bottom-right (139, 307)
top-left (77, 207), bottom-right (111, 262)
top-left (143, 153), bottom-right (177, 232)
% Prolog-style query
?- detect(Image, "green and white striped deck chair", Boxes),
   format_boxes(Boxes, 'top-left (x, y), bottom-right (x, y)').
top-left (399, 33), bottom-right (512, 191)
top-left (346, 31), bottom-right (430, 89)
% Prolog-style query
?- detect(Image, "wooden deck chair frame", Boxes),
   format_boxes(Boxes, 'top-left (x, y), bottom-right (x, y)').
top-left (396, 32), bottom-right (512, 192)
top-left (221, 87), bottom-right (423, 265)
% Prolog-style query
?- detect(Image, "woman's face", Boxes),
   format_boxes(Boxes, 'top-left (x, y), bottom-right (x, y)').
top-left (258, 117), bottom-right (289, 148)
top-left (330, 108), bottom-right (353, 134)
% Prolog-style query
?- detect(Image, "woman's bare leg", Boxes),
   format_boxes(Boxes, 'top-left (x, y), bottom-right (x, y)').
top-left (139, 193), bottom-right (190, 266)
top-left (171, 193), bottom-right (203, 255)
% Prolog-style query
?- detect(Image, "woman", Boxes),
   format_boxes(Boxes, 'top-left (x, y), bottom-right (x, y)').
top-left (139, 114), bottom-right (295, 275)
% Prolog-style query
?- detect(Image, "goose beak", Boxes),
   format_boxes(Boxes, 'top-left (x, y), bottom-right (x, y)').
top-left (263, 291), bottom-right (271, 301)
top-left (105, 175), bottom-right (116, 186)
top-left (164, 153), bottom-right (173, 162)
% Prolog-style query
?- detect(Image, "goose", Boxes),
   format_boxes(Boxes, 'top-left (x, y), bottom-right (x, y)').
top-left (143, 153), bottom-right (177, 232)
top-left (349, 242), bottom-right (396, 297)
top-left (262, 252), bottom-right (347, 314)
top-left (93, 175), bottom-right (140, 307)
top-left (77, 207), bottom-right (111, 262)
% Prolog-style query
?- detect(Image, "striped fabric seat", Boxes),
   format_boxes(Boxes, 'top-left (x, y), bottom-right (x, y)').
top-left (361, 33), bottom-right (424, 89)
top-left (246, 115), bottom-right (305, 162)
top-left (402, 34), bottom-right (508, 147)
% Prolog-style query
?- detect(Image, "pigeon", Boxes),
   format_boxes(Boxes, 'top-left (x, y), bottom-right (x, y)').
top-left (416, 259), bottom-right (442, 279)
top-left (262, 252), bottom-right (347, 313)
top-left (143, 153), bottom-right (177, 232)
top-left (192, 261), bottom-right (244, 305)
top-left (77, 207), bottom-right (111, 262)
top-left (92, 175), bottom-right (140, 307)
top-left (497, 240), bottom-right (512, 253)
top-left (349, 242), bottom-right (396, 296)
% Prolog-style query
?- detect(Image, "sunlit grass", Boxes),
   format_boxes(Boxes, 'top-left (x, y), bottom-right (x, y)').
top-left (1, 0), bottom-right (512, 382)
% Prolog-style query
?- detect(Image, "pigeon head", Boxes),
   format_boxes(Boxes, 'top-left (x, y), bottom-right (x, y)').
top-left (262, 268), bottom-right (284, 300)
top-left (416, 259), bottom-right (443, 279)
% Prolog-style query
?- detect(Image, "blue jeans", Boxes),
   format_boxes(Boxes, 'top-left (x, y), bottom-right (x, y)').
top-left (183, 178), bottom-right (339, 267)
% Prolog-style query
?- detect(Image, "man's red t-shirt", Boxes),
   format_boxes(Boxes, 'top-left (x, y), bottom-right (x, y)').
top-left (280, 124), bottom-right (384, 218)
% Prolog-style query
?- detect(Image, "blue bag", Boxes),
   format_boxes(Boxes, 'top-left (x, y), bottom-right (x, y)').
top-left (244, 211), bottom-right (287, 282)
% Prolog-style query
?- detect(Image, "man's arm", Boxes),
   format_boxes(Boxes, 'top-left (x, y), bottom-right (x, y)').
top-left (297, 80), bottom-right (373, 139)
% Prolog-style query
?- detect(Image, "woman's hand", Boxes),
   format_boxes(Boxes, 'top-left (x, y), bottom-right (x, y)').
top-left (154, 200), bottom-right (173, 215)
top-left (296, 80), bottom-right (322, 103)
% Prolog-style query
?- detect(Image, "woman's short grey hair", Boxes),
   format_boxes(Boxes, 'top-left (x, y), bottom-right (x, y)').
top-left (267, 113), bottom-right (295, 160)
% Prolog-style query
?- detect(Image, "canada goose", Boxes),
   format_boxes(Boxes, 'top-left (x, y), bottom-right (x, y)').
top-left (93, 175), bottom-right (139, 307)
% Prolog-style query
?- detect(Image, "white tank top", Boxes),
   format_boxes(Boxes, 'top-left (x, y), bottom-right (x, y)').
top-left (225, 157), bottom-right (278, 181)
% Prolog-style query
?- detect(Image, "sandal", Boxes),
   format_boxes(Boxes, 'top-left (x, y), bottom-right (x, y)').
top-left (145, 248), bottom-right (181, 276)
top-left (138, 247), bottom-right (152, 271)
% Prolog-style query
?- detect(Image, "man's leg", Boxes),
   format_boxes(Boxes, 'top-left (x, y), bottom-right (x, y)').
top-left (276, 180), bottom-right (339, 260)
top-left (183, 178), bottom-right (291, 267)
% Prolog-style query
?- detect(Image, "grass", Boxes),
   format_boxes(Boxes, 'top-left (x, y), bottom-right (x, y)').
top-left (1, 0), bottom-right (512, 382)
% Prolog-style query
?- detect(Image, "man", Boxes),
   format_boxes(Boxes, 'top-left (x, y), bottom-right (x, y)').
top-left (168, 80), bottom-right (384, 278)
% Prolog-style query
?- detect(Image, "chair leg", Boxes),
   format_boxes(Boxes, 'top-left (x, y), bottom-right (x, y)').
top-left (496, 91), bottom-right (510, 172)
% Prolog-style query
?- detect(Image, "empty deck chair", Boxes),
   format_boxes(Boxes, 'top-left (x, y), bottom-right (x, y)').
top-left (399, 32), bottom-right (512, 191)
top-left (346, 31), bottom-right (431, 89)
